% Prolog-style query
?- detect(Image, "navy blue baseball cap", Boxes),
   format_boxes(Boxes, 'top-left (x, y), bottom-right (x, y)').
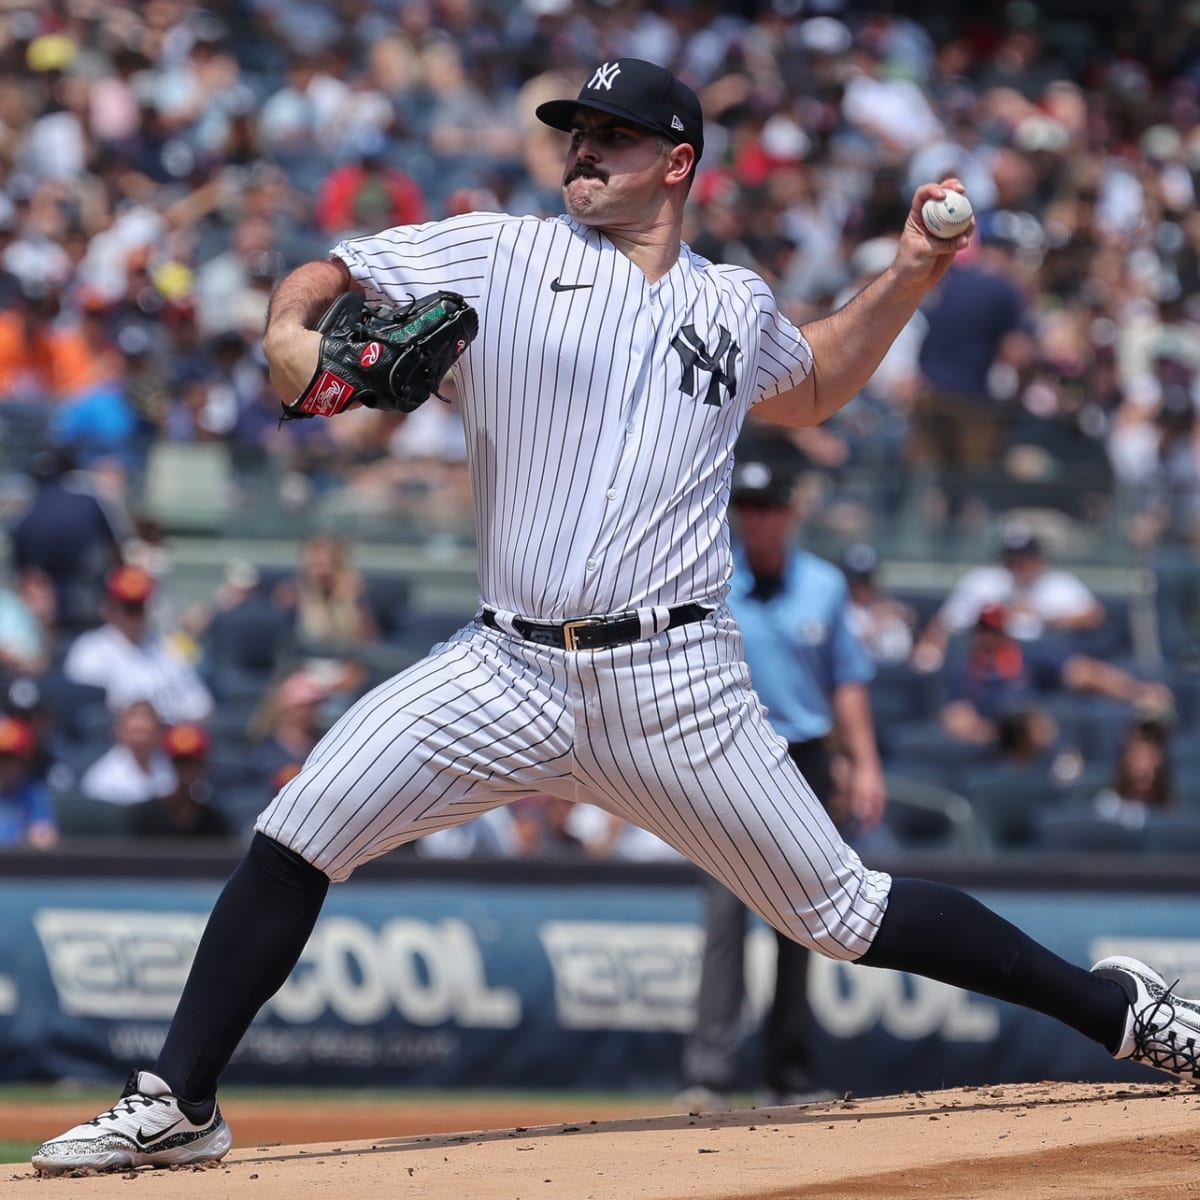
top-left (730, 459), bottom-right (794, 506)
top-left (536, 58), bottom-right (704, 161)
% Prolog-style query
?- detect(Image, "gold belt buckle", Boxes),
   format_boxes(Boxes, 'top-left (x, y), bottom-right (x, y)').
top-left (562, 617), bottom-right (605, 651)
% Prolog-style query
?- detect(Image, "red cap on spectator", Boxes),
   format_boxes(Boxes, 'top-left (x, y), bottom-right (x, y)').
top-left (163, 723), bottom-right (211, 760)
top-left (108, 565), bottom-right (156, 605)
top-left (977, 603), bottom-right (1009, 632)
top-left (0, 716), bottom-right (36, 758)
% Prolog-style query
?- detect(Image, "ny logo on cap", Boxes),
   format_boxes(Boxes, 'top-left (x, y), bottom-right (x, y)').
top-left (588, 62), bottom-right (622, 91)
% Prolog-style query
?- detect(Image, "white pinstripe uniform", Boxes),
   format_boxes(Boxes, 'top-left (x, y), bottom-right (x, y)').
top-left (257, 212), bottom-right (892, 961)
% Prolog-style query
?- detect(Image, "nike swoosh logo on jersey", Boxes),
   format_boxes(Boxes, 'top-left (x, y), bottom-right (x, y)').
top-left (135, 1119), bottom-right (184, 1147)
top-left (549, 277), bottom-right (592, 292)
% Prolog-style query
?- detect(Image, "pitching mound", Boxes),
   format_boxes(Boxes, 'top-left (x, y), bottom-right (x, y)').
top-left (6, 1081), bottom-right (1200, 1199)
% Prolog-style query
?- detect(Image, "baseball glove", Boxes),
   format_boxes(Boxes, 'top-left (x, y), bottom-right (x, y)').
top-left (281, 290), bottom-right (478, 421)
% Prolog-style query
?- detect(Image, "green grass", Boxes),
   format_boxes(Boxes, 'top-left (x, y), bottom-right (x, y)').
top-left (0, 1082), bottom-right (691, 1167)
top-left (0, 1083), bottom-right (674, 1105)
top-left (0, 1083), bottom-right (683, 1166)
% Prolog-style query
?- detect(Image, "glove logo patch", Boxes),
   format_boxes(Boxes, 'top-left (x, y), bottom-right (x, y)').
top-left (306, 370), bottom-right (356, 416)
top-left (360, 342), bottom-right (382, 368)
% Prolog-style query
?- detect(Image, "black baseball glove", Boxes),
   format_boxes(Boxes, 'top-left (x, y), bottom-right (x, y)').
top-left (281, 290), bottom-right (479, 421)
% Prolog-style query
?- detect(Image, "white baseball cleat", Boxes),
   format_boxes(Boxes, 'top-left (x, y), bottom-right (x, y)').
top-left (1090, 955), bottom-right (1200, 1083)
top-left (32, 1070), bottom-right (232, 1174)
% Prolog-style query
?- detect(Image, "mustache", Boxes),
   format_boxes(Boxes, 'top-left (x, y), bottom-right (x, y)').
top-left (565, 162), bottom-right (608, 184)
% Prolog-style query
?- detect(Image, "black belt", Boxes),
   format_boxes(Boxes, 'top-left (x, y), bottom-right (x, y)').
top-left (481, 603), bottom-right (710, 651)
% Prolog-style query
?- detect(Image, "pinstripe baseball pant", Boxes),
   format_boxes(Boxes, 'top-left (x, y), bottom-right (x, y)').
top-left (258, 608), bottom-right (892, 960)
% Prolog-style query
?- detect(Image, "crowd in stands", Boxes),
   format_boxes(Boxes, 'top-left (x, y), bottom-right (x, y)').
top-left (2, 0), bottom-right (1200, 855)
top-left (0, 481), bottom-right (1193, 858)
top-left (0, 2), bottom-right (1197, 540)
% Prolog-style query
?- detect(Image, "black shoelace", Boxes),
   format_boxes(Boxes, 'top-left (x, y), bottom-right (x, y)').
top-left (1132, 979), bottom-right (1200, 1076)
top-left (87, 1073), bottom-right (168, 1126)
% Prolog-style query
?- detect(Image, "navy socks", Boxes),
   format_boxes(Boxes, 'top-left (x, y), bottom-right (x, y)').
top-left (859, 878), bottom-right (1130, 1052)
top-left (155, 833), bottom-right (329, 1101)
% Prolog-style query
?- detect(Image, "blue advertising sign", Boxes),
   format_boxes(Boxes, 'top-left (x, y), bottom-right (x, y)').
top-left (1, 877), bottom-right (1196, 1092)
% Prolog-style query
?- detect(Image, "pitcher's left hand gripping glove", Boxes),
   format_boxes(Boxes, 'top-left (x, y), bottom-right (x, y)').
top-left (281, 290), bottom-right (478, 420)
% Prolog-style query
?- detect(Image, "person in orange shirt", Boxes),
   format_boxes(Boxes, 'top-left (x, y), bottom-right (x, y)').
top-left (0, 288), bottom-right (121, 402)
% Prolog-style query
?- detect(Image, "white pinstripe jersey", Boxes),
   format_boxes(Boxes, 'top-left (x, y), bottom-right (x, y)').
top-left (334, 212), bottom-right (813, 620)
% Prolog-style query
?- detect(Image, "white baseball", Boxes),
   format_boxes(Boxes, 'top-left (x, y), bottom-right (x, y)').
top-left (921, 192), bottom-right (973, 239)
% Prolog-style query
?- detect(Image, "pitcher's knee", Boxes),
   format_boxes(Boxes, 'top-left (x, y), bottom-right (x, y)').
top-left (773, 864), bottom-right (893, 962)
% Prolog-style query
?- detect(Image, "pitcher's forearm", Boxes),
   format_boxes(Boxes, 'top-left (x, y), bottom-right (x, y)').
top-left (262, 259), bottom-right (357, 402)
top-left (264, 259), bottom-right (355, 339)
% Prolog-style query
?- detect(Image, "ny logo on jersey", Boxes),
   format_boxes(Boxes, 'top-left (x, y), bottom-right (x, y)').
top-left (671, 324), bottom-right (740, 407)
top-left (588, 62), bottom-right (622, 91)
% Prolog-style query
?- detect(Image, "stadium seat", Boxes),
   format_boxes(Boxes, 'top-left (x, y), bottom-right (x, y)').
top-left (391, 610), bottom-right (474, 655)
top-left (363, 572), bottom-right (413, 642)
top-left (880, 773), bottom-right (981, 854)
top-left (869, 663), bottom-right (944, 752)
top-left (1039, 693), bottom-right (1135, 765)
top-left (1141, 812), bottom-right (1200, 854)
top-left (203, 595), bottom-right (297, 698)
top-left (35, 673), bottom-right (110, 744)
top-left (961, 765), bottom-right (1067, 851)
top-left (1033, 809), bottom-right (1143, 854)
top-left (883, 720), bottom-right (994, 791)
top-left (141, 441), bottom-right (236, 533)
top-left (52, 788), bottom-right (133, 838)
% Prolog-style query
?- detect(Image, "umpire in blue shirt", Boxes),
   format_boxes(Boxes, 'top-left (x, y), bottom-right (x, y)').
top-left (680, 448), bottom-right (887, 1107)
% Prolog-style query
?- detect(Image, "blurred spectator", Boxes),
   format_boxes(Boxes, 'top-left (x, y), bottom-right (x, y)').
top-left (416, 806), bottom-right (517, 859)
top-left (127, 722), bottom-right (232, 840)
top-left (338, 393), bottom-right (473, 530)
top-left (994, 706), bottom-right (1061, 769)
top-left (1, 673), bottom-right (83, 799)
top-left (840, 543), bottom-right (918, 666)
top-left (0, 715), bottom-right (57, 849)
top-left (1125, 378), bottom-right (1200, 549)
top-left (61, 565), bottom-right (214, 723)
top-left (195, 558), bottom-right (295, 696)
top-left (230, 361), bottom-right (342, 493)
top-left (8, 447), bottom-right (125, 634)
top-left (79, 699), bottom-right (176, 807)
top-left (52, 375), bottom-right (145, 473)
top-left (247, 669), bottom-right (330, 781)
top-left (193, 215), bottom-right (284, 341)
top-left (822, 237), bottom-right (923, 505)
top-left (1090, 713), bottom-right (1176, 830)
top-left (257, 50), bottom-right (354, 158)
top-left (420, 38), bottom-right (520, 160)
top-left (0, 286), bottom-right (116, 403)
top-left (508, 794), bottom-right (587, 858)
top-left (913, 212), bottom-right (1037, 522)
top-left (0, 568), bottom-right (52, 676)
top-left (0, 0), bottom-right (1199, 774)
top-left (271, 534), bottom-right (377, 653)
top-left (313, 133), bottom-right (427, 238)
top-left (839, 28), bottom-right (944, 158)
top-left (566, 804), bottom-right (684, 861)
top-left (938, 603), bottom-right (1172, 748)
top-left (911, 522), bottom-right (1105, 672)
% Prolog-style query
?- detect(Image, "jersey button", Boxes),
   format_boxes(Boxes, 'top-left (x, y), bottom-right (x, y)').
top-left (606, 488), bottom-right (617, 501)
top-left (586, 558), bottom-right (597, 571)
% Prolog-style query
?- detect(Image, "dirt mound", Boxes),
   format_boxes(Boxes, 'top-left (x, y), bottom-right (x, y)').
top-left (6, 1081), bottom-right (1199, 1199)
